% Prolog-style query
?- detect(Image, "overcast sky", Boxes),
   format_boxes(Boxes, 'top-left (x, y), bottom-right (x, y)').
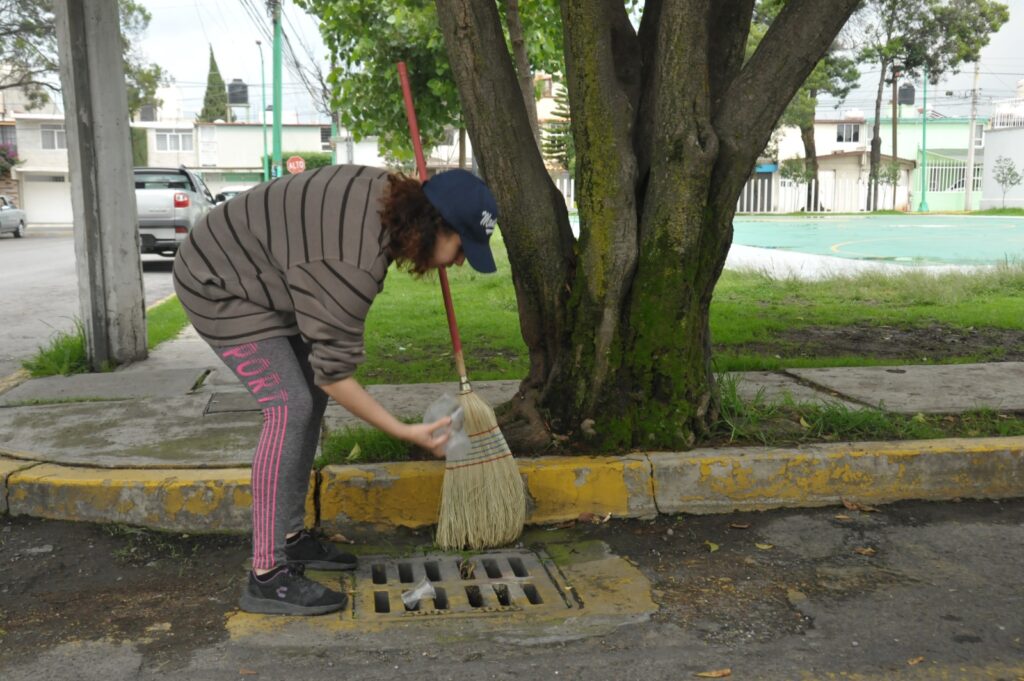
top-left (134, 0), bottom-right (1024, 123)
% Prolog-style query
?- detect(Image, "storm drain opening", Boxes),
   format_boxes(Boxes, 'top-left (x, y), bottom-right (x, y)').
top-left (351, 549), bottom-right (578, 620)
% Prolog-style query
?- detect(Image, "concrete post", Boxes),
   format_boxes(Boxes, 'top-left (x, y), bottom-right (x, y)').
top-left (54, 0), bottom-right (147, 370)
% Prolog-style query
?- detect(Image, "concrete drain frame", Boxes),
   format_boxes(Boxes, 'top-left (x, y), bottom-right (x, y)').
top-left (350, 548), bottom-right (582, 620)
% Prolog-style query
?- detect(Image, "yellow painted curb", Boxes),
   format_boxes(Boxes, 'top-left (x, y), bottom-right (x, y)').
top-left (0, 368), bottom-right (30, 396)
top-left (0, 456), bottom-right (40, 514)
top-left (318, 455), bottom-right (656, 529)
top-left (650, 436), bottom-right (1024, 514)
top-left (319, 461), bottom-right (443, 529)
top-left (6, 464), bottom-right (315, 532)
top-left (520, 455), bottom-right (655, 524)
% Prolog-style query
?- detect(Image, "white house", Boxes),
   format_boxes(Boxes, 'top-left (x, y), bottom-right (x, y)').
top-left (981, 81), bottom-right (1024, 210)
top-left (10, 113), bottom-right (73, 224)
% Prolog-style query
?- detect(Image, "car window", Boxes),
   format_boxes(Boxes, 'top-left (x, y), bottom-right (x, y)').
top-left (134, 172), bottom-right (191, 190)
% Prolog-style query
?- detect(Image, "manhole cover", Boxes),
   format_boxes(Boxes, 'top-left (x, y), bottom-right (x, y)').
top-left (350, 549), bottom-right (582, 619)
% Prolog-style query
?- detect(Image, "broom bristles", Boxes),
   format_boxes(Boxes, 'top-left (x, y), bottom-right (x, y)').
top-left (435, 390), bottom-right (526, 551)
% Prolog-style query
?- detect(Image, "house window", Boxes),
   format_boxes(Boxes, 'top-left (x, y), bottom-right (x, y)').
top-left (836, 123), bottom-right (860, 143)
top-left (41, 124), bottom-right (67, 150)
top-left (320, 126), bottom-right (332, 151)
top-left (0, 125), bottom-right (15, 147)
top-left (155, 129), bottom-right (193, 152)
top-left (973, 123), bottom-right (984, 149)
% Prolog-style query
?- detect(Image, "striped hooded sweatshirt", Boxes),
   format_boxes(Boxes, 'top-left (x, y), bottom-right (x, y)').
top-left (172, 165), bottom-right (393, 386)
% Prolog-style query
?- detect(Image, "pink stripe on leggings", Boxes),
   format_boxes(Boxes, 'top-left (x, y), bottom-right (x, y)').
top-left (252, 405), bottom-right (286, 570)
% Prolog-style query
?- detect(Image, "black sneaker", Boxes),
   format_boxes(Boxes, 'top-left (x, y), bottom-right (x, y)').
top-left (285, 529), bottom-right (358, 571)
top-left (239, 563), bottom-right (347, 616)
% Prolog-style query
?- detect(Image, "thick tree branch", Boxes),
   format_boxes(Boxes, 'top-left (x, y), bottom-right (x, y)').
top-left (713, 0), bottom-right (860, 202)
top-left (435, 0), bottom-right (575, 397)
top-left (707, 0), bottom-right (756, 116)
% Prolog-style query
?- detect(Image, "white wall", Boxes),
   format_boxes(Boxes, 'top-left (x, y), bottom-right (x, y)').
top-left (197, 123), bottom-right (327, 169)
top-left (981, 127), bottom-right (1024, 209)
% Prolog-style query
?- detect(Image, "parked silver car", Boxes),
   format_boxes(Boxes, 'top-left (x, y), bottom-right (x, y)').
top-left (135, 166), bottom-right (216, 256)
top-left (0, 195), bottom-right (27, 238)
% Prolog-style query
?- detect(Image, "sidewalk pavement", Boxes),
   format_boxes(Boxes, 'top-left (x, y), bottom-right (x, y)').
top-left (1, 325), bottom-right (1022, 533)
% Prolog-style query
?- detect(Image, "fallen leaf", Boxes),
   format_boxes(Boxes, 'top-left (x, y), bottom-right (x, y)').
top-left (239, 670), bottom-right (258, 676)
top-left (705, 540), bottom-right (720, 553)
top-left (854, 547), bottom-right (877, 557)
top-left (695, 669), bottom-right (732, 678)
top-left (578, 512), bottom-right (599, 524)
top-left (328, 533), bottom-right (355, 544)
top-left (834, 514), bottom-right (853, 521)
top-left (799, 416), bottom-right (811, 430)
top-left (729, 522), bottom-right (751, 530)
top-left (755, 543), bottom-right (774, 550)
top-left (907, 656), bottom-right (925, 666)
top-left (842, 499), bottom-right (879, 513)
top-left (600, 512), bottom-right (612, 523)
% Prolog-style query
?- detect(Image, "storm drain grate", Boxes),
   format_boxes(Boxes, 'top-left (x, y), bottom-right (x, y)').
top-left (350, 549), bottom-right (581, 619)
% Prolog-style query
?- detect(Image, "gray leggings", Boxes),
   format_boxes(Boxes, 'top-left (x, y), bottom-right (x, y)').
top-left (215, 335), bottom-right (328, 570)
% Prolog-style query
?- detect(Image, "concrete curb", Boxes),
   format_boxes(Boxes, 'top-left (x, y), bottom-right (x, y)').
top-left (3, 436), bottom-right (1023, 532)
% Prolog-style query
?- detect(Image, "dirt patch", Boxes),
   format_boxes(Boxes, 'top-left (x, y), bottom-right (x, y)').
top-left (724, 323), bottom-right (1024, 361)
top-left (0, 516), bottom-right (248, 670)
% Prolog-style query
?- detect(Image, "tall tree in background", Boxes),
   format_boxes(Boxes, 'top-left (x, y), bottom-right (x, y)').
top-left (296, 0), bottom-right (562, 165)
top-left (752, 0), bottom-right (859, 210)
top-left (197, 47), bottom-right (233, 123)
top-left (542, 83), bottom-right (574, 173)
top-left (0, 0), bottom-right (166, 117)
top-left (435, 0), bottom-right (861, 451)
top-left (857, 0), bottom-right (1008, 210)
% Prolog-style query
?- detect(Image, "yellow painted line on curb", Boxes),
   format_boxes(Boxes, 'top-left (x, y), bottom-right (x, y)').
top-left (318, 455), bottom-right (657, 529)
top-left (794, 662), bottom-right (1024, 680)
top-left (6, 463), bottom-right (315, 531)
top-left (0, 368), bottom-right (30, 396)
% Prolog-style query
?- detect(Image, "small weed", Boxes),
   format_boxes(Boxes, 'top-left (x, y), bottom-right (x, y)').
top-left (21, 320), bottom-right (89, 377)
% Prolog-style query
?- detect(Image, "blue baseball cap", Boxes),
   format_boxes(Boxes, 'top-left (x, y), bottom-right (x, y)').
top-left (422, 169), bottom-right (499, 273)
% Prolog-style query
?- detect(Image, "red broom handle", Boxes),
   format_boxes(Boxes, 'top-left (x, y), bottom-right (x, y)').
top-left (397, 62), bottom-right (468, 381)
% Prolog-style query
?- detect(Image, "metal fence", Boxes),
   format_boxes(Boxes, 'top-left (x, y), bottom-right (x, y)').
top-left (737, 176), bottom-right (910, 213)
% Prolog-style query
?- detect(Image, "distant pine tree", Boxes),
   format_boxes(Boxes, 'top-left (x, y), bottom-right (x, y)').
top-left (198, 47), bottom-right (233, 123)
top-left (542, 83), bottom-right (573, 173)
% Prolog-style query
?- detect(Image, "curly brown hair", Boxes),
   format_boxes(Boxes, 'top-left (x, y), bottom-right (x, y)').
top-left (379, 173), bottom-right (452, 275)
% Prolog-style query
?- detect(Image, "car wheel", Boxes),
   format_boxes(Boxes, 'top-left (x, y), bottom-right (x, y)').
top-left (14, 221), bottom-right (25, 238)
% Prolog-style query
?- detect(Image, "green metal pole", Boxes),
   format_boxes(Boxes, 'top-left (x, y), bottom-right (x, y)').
top-left (272, 0), bottom-right (283, 178)
top-left (257, 40), bottom-right (268, 182)
top-left (919, 65), bottom-right (929, 212)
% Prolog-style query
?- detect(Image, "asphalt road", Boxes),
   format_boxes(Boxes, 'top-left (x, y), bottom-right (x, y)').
top-left (0, 230), bottom-right (177, 378)
top-left (1, 500), bottom-right (1022, 680)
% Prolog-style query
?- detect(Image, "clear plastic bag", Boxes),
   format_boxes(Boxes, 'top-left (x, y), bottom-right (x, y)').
top-left (401, 576), bottom-right (436, 610)
top-left (423, 393), bottom-right (471, 461)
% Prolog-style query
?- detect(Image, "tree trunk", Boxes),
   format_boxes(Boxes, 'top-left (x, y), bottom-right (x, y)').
top-left (869, 59), bottom-right (887, 211)
top-left (434, 0), bottom-right (860, 452)
top-left (800, 111), bottom-right (820, 211)
top-left (504, 0), bottom-right (541, 151)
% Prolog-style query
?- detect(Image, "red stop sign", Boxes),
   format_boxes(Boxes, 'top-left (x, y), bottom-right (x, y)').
top-left (286, 156), bottom-right (306, 174)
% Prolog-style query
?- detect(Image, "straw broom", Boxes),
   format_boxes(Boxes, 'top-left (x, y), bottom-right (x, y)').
top-left (397, 62), bottom-right (526, 550)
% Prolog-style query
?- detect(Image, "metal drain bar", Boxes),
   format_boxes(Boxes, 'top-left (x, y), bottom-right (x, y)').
top-left (351, 549), bottom-right (579, 619)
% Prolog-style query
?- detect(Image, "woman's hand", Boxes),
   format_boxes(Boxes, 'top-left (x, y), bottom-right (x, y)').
top-left (404, 417), bottom-right (452, 458)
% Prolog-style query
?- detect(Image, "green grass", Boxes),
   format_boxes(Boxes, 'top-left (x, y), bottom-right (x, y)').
top-left (21, 320), bottom-right (92, 377)
top-left (22, 295), bottom-right (191, 378)
top-left (316, 420), bottom-right (418, 468)
top-left (146, 295), bottom-right (189, 349)
top-left (360, 234), bottom-right (526, 384)
top-left (971, 207), bottom-right (1024, 216)
top-left (714, 374), bottom-right (1024, 447)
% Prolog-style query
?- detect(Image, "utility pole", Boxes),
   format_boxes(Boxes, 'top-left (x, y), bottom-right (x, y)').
top-left (257, 39), bottom-right (268, 181)
top-left (53, 0), bottom-right (147, 369)
top-left (920, 65), bottom-right (929, 212)
top-left (892, 65), bottom-right (899, 210)
top-left (270, 0), bottom-right (283, 178)
top-left (964, 61), bottom-right (981, 212)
